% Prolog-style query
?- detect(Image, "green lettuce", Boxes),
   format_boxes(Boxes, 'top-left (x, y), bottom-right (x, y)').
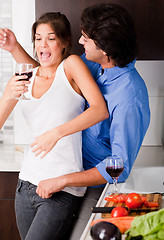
top-left (125, 208), bottom-right (164, 240)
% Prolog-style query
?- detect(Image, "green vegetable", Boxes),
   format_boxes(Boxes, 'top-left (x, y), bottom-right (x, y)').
top-left (158, 229), bottom-right (164, 239)
top-left (125, 208), bottom-right (164, 240)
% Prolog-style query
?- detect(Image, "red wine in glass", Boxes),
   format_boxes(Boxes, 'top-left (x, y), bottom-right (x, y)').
top-left (15, 63), bottom-right (33, 100)
top-left (106, 166), bottom-right (124, 178)
top-left (15, 71), bottom-right (33, 81)
top-left (106, 156), bottom-right (124, 193)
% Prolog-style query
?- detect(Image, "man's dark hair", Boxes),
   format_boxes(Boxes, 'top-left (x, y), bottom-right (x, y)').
top-left (81, 3), bottom-right (138, 67)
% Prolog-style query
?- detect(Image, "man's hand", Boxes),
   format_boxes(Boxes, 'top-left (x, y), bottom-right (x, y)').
top-left (36, 177), bottom-right (66, 199)
top-left (0, 28), bottom-right (17, 53)
top-left (36, 168), bottom-right (107, 199)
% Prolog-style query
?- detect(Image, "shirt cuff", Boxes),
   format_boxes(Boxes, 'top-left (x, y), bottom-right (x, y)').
top-left (96, 160), bottom-right (127, 183)
top-left (96, 160), bottom-right (113, 183)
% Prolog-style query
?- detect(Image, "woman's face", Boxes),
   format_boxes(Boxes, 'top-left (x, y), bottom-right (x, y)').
top-left (35, 23), bottom-right (66, 67)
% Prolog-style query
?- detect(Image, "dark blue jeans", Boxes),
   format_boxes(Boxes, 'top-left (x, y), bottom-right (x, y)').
top-left (15, 179), bottom-right (81, 240)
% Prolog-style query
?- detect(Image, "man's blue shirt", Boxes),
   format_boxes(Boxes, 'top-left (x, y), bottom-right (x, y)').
top-left (81, 54), bottom-right (150, 183)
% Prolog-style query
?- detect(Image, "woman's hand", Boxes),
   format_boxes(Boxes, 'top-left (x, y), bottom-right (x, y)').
top-left (0, 28), bottom-right (17, 53)
top-left (36, 176), bottom-right (66, 199)
top-left (3, 74), bottom-right (29, 101)
top-left (0, 28), bottom-right (39, 67)
top-left (31, 128), bottom-right (61, 158)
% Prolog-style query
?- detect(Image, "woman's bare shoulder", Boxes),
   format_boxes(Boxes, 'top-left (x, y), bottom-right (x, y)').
top-left (64, 54), bottom-right (83, 66)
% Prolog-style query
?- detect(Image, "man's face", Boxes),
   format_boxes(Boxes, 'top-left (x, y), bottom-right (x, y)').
top-left (79, 31), bottom-right (105, 64)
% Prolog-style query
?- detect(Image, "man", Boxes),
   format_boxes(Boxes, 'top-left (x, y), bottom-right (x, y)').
top-left (0, 2), bottom-right (150, 238)
top-left (79, 3), bottom-right (150, 184)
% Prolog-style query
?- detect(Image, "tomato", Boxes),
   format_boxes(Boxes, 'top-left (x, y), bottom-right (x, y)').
top-left (125, 193), bottom-right (143, 209)
top-left (144, 201), bottom-right (159, 208)
top-left (141, 196), bottom-right (147, 203)
top-left (111, 207), bottom-right (129, 218)
top-left (105, 195), bottom-right (127, 203)
top-left (105, 196), bottom-right (116, 202)
top-left (114, 195), bottom-right (126, 203)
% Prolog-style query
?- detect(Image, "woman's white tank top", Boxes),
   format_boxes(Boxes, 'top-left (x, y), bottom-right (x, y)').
top-left (19, 60), bottom-right (86, 196)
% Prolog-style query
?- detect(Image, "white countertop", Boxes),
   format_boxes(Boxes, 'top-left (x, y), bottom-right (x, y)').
top-left (0, 144), bottom-right (24, 172)
top-left (80, 166), bottom-right (164, 240)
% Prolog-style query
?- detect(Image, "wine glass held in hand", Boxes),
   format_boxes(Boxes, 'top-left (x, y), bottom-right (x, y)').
top-left (15, 63), bottom-right (33, 100)
top-left (106, 156), bottom-right (124, 194)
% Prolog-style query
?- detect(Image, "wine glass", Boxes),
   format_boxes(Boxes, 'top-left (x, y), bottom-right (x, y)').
top-left (15, 63), bottom-right (33, 100)
top-left (105, 155), bottom-right (124, 194)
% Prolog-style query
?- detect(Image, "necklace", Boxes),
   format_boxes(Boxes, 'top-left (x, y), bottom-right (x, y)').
top-left (37, 66), bottom-right (58, 80)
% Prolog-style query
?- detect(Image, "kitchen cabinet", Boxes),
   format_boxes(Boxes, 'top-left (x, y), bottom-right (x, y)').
top-left (0, 172), bottom-right (20, 240)
top-left (35, 0), bottom-right (164, 60)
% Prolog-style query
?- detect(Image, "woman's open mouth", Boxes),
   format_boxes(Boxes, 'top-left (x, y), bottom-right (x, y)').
top-left (40, 51), bottom-right (51, 61)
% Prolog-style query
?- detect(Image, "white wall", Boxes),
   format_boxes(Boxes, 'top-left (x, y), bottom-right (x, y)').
top-left (0, 0), bottom-right (14, 145)
top-left (136, 61), bottom-right (164, 146)
top-left (12, 1), bottom-right (164, 146)
top-left (12, 0), bottom-right (35, 144)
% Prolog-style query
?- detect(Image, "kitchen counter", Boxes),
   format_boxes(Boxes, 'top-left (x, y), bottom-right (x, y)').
top-left (0, 144), bottom-right (24, 172)
top-left (0, 144), bottom-right (163, 171)
top-left (80, 166), bottom-right (164, 240)
top-left (0, 144), bottom-right (164, 239)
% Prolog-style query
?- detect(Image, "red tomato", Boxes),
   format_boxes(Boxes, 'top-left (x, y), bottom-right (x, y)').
top-left (141, 196), bottom-right (147, 203)
top-left (125, 193), bottom-right (143, 209)
top-left (111, 207), bottom-right (129, 218)
top-left (105, 196), bottom-right (116, 202)
top-left (144, 201), bottom-right (159, 208)
top-left (105, 195), bottom-right (126, 203)
top-left (114, 195), bottom-right (126, 203)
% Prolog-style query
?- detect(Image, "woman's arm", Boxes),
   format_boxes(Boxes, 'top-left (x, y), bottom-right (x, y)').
top-left (0, 97), bottom-right (17, 130)
top-left (0, 74), bottom-right (29, 129)
top-left (31, 55), bottom-right (109, 157)
top-left (0, 28), bottom-right (39, 67)
top-left (59, 55), bottom-right (109, 134)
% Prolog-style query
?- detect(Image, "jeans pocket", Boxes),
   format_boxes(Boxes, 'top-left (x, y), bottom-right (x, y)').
top-left (16, 179), bottom-right (22, 193)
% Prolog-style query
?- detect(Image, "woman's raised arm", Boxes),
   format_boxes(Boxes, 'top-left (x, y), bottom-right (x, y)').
top-left (0, 28), bottom-right (39, 67)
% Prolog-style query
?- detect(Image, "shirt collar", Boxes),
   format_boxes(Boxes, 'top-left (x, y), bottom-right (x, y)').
top-left (97, 60), bottom-right (136, 84)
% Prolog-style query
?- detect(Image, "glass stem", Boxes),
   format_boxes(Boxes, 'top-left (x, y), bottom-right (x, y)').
top-left (113, 178), bottom-right (118, 193)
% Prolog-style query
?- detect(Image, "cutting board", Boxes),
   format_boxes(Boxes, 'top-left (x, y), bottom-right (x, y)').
top-left (102, 193), bottom-right (162, 218)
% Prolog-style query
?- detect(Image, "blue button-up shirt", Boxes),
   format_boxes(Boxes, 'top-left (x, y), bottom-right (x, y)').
top-left (81, 54), bottom-right (150, 183)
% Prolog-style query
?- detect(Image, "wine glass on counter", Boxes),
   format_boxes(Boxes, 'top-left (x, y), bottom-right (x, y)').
top-left (15, 63), bottom-right (33, 100)
top-left (106, 155), bottom-right (124, 194)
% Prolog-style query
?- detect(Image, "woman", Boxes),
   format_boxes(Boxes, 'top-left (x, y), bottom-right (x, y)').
top-left (0, 12), bottom-right (108, 240)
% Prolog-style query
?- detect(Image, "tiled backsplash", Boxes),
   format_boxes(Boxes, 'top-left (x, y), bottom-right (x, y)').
top-left (0, 0), bottom-right (14, 144)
